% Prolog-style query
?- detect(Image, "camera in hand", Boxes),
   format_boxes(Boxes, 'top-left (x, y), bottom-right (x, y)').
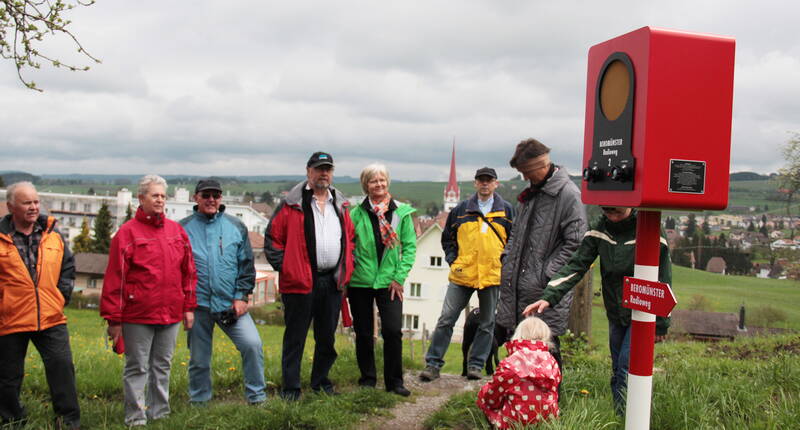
top-left (212, 308), bottom-right (238, 327)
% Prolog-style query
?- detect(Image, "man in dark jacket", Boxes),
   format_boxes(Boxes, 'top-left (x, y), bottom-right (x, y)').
top-left (496, 138), bottom-right (588, 374)
top-left (420, 167), bottom-right (513, 382)
top-left (0, 182), bottom-right (80, 430)
top-left (525, 207), bottom-right (671, 413)
top-left (264, 151), bottom-right (355, 401)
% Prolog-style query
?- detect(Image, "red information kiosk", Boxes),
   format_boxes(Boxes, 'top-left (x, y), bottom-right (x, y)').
top-left (581, 27), bottom-right (735, 429)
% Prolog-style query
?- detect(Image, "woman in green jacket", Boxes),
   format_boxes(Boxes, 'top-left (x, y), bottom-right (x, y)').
top-left (348, 163), bottom-right (417, 397)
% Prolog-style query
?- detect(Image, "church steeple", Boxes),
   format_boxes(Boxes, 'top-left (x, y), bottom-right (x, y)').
top-left (443, 141), bottom-right (460, 211)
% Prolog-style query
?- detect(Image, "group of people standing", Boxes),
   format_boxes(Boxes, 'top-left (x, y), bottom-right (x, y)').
top-left (0, 137), bottom-right (671, 429)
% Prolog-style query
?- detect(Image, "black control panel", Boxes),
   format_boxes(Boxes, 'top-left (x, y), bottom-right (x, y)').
top-left (584, 52), bottom-right (636, 191)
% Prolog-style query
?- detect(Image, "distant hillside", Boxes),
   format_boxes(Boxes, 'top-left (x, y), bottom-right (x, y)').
top-left (730, 171), bottom-right (774, 181)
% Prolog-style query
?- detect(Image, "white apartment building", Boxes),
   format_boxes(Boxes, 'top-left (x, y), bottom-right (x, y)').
top-left (0, 187), bottom-right (269, 246)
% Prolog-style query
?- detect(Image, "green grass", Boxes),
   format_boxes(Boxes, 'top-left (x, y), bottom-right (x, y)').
top-left (16, 309), bottom-right (438, 429)
top-left (586, 264), bottom-right (800, 350)
top-left (425, 334), bottom-right (800, 429)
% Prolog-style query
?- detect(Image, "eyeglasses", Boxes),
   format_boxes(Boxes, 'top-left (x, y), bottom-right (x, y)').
top-left (201, 192), bottom-right (222, 200)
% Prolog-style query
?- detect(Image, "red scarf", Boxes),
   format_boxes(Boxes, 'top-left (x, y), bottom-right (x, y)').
top-left (372, 195), bottom-right (399, 249)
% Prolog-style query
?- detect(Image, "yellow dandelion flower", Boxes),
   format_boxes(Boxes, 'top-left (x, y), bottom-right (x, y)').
top-left (580, 389), bottom-right (590, 395)
top-left (228, 367), bottom-right (236, 371)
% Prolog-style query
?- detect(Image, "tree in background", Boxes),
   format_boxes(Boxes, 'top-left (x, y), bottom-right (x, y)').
top-left (92, 203), bottom-right (113, 253)
top-left (1, 0), bottom-right (100, 91)
top-left (260, 190), bottom-right (275, 204)
top-left (777, 132), bottom-right (800, 239)
top-left (664, 216), bottom-right (676, 230)
top-left (747, 221), bottom-right (755, 232)
top-left (686, 213), bottom-right (697, 237)
top-left (0, 175), bottom-right (4, 187)
top-left (124, 203), bottom-right (133, 222)
top-left (72, 218), bottom-right (93, 253)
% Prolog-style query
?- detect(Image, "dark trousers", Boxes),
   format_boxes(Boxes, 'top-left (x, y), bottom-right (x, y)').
top-left (550, 335), bottom-right (563, 402)
top-left (0, 324), bottom-right (80, 426)
top-left (348, 287), bottom-right (404, 390)
top-left (281, 272), bottom-right (342, 395)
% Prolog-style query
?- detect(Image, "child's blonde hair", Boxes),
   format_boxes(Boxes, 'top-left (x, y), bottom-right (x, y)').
top-left (511, 316), bottom-right (552, 344)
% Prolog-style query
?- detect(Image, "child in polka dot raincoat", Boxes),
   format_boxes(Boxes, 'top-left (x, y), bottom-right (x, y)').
top-left (477, 316), bottom-right (561, 429)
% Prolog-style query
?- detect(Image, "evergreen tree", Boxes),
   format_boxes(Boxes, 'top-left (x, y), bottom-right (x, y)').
top-left (686, 213), bottom-right (697, 237)
top-left (702, 219), bottom-right (711, 235)
top-left (124, 203), bottom-right (133, 222)
top-left (759, 224), bottom-right (769, 236)
top-left (92, 203), bottom-right (114, 254)
top-left (664, 216), bottom-right (676, 230)
top-left (747, 221), bottom-right (755, 232)
top-left (72, 218), bottom-right (94, 253)
top-left (0, 175), bottom-right (5, 187)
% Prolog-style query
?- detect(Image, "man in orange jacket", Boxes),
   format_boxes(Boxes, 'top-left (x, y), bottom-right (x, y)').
top-left (0, 182), bottom-right (80, 429)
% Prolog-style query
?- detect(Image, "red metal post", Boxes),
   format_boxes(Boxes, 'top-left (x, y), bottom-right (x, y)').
top-left (625, 209), bottom-right (661, 429)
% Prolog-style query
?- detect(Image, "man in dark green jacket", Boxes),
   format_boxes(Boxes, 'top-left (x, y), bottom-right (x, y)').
top-left (524, 207), bottom-right (671, 413)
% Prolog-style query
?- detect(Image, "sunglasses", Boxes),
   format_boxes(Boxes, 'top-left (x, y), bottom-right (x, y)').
top-left (201, 192), bottom-right (222, 200)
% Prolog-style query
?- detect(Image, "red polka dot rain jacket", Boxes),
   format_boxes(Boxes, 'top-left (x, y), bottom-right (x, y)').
top-left (477, 339), bottom-right (561, 429)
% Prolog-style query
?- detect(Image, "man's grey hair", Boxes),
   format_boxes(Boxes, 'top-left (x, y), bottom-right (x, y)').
top-left (359, 163), bottom-right (391, 194)
top-left (6, 181), bottom-right (36, 205)
top-left (138, 175), bottom-right (168, 196)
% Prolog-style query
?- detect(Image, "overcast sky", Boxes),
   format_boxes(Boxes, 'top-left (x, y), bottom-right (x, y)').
top-left (1, 1), bottom-right (798, 181)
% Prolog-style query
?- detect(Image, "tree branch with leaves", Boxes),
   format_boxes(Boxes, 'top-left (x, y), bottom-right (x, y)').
top-left (777, 132), bottom-right (800, 239)
top-left (0, 0), bottom-right (100, 91)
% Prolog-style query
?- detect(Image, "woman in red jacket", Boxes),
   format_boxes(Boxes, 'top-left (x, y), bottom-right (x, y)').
top-left (477, 316), bottom-right (561, 429)
top-left (101, 175), bottom-right (197, 427)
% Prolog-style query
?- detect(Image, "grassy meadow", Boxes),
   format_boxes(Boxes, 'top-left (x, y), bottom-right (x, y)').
top-left (13, 265), bottom-right (800, 429)
top-left (16, 308), bottom-right (463, 430)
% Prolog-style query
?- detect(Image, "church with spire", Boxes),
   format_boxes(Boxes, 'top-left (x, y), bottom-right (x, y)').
top-left (443, 143), bottom-right (460, 211)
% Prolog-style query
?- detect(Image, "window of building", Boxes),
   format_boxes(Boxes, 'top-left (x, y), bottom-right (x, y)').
top-left (408, 282), bottom-right (422, 298)
top-left (402, 314), bottom-right (419, 330)
top-left (429, 256), bottom-right (443, 267)
top-left (60, 201), bottom-right (66, 210)
top-left (69, 202), bottom-right (77, 211)
top-left (88, 278), bottom-right (97, 288)
top-left (83, 204), bottom-right (91, 213)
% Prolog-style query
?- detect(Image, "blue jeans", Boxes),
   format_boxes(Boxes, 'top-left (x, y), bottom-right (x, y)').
top-left (188, 309), bottom-right (266, 403)
top-left (608, 322), bottom-right (632, 413)
top-left (425, 283), bottom-right (499, 370)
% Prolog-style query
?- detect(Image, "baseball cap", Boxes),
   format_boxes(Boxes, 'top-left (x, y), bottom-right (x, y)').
top-left (307, 152), bottom-right (335, 168)
top-left (195, 179), bottom-right (222, 193)
top-left (474, 167), bottom-right (498, 179)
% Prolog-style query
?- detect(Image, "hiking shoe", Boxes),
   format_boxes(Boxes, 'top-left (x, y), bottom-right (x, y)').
top-left (419, 365), bottom-right (440, 382)
top-left (387, 385), bottom-right (411, 397)
top-left (466, 367), bottom-right (483, 380)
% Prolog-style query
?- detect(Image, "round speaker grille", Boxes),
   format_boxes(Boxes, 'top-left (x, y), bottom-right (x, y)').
top-left (599, 60), bottom-right (630, 121)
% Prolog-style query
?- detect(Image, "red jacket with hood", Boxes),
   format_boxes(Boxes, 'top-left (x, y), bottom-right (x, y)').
top-left (264, 181), bottom-right (355, 294)
top-left (100, 207), bottom-right (197, 325)
top-left (477, 339), bottom-right (561, 429)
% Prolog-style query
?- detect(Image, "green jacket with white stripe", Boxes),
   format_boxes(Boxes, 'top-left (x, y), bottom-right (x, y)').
top-left (539, 211), bottom-right (672, 335)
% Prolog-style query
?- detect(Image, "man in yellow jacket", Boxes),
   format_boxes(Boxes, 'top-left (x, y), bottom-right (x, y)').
top-left (0, 182), bottom-right (80, 429)
top-left (420, 168), bottom-right (514, 381)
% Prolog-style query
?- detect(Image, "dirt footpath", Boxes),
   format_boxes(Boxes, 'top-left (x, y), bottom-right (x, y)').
top-left (357, 372), bottom-right (484, 430)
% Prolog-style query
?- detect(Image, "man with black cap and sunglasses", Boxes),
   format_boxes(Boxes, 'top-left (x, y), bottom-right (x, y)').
top-left (180, 179), bottom-right (266, 406)
top-left (420, 167), bottom-right (513, 382)
top-left (265, 152), bottom-right (355, 401)
top-left (522, 206), bottom-right (671, 414)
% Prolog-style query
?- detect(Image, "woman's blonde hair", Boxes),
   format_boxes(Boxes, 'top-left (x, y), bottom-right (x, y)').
top-left (359, 163), bottom-right (390, 194)
top-left (511, 316), bottom-right (552, 344)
